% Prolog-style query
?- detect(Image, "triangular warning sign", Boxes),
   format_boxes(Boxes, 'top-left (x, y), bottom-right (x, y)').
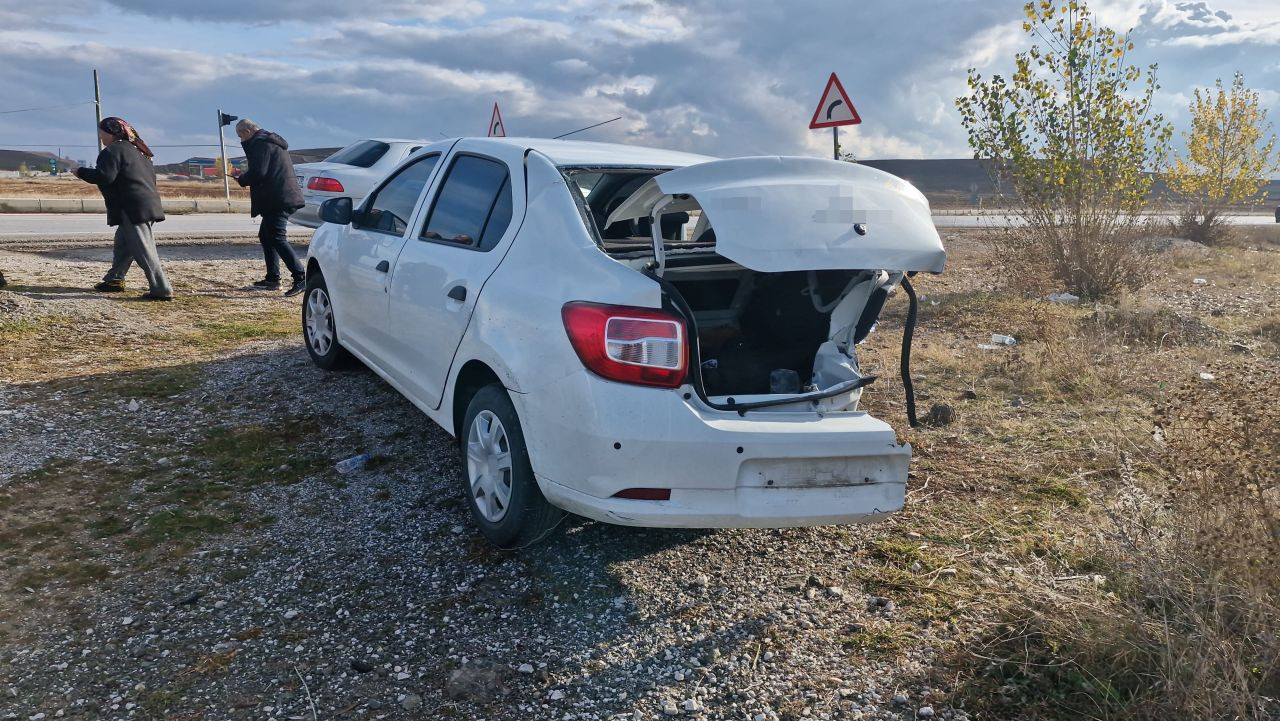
top-left (488, 103), bottom-right (506, 137)
top-left (809, 73), bottom-right (860, 129)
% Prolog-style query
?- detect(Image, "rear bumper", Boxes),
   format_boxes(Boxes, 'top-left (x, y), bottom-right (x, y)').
top-left (290, 203), bottom-right (322, 229)
top-left (538, 472), bottom-right (904, 528)
top-left (517, 370), bottom-right (910, 528)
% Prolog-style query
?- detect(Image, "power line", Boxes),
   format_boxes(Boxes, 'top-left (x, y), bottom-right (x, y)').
top-left (553, 116), bottom-right (623, 140)
top-left (0, 101), bottom-right (96, 116)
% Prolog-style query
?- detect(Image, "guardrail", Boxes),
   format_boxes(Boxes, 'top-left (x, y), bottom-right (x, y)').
top-left (0, 198), bottom-right (251, 213)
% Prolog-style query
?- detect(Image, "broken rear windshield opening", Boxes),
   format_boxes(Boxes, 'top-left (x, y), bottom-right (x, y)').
top-left (563, 168), bottom-right (712, 253)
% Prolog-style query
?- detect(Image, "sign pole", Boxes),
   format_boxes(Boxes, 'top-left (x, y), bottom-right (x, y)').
top-left (93, 69), bottom-right (103, 152)
top-left (833, 127), bottom-right (839, 160)
top-left (216, 108), bottom-right (230, 203)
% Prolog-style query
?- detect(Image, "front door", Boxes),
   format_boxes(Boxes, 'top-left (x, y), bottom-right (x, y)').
top-left (383, 144), bottom-right (525, 409)
top-left (331, 152), bottom-right (443, 359)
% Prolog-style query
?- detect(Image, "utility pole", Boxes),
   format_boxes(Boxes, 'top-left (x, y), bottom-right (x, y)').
top-left (216, 108), bottom-right (231, 203)
top-left (93, 69), bottom-right (103, 152)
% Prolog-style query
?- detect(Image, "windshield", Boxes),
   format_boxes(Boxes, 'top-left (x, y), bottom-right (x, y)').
top-left (324, 140), bottom-right (391, 168)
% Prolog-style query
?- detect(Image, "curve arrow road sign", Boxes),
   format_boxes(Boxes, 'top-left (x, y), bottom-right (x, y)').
top-left (809, 73), bottom-right (861, 129)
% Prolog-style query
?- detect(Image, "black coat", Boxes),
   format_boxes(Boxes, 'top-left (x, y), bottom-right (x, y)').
top-left (237, 130), bottom-right (304, 217)
top-left (75, 140), bottom-right (165, 227)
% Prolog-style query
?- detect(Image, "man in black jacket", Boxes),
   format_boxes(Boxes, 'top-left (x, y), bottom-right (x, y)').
top-left (235, 119), bottom-right (306, 296)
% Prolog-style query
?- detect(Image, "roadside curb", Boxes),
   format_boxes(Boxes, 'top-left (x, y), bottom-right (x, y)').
top-left (0, 198), bottom-right (251, 214)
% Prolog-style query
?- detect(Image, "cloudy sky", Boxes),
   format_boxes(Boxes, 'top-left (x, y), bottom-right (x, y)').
top-left (0, 0), bottom-right (1276, 164)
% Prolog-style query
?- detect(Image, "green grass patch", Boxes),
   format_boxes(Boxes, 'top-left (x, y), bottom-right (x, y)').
top-left (13, 560), bottom-right (112, 590)
top-left (89, 514), bottom-right (132, 538)
top-left (139, 508), bottom-right (233, 542)
top-left (103, 365), bottom-right (203, 400)
top-left (839, 624), bottom-right (916, 654)
top-left (192, 309), bottom-right (297, 346)
top-left (141, 689), bottom-right (180, 717)
top-left (868, 538), bottom-right (949, 571)
top-left (194, 419), bottom-right (330, 487)
top-left (1022, 477), bottom-right (1089, 508)
top-left (221, 567), bottom-right (251, 583)
top-left (0, 316), bottom-right (42, 337)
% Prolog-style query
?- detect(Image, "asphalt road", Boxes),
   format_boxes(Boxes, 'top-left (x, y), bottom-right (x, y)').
top-left (929, 211), bottom-right (1278, 227)
top-left (0, 211), bottom-right (1275, 237)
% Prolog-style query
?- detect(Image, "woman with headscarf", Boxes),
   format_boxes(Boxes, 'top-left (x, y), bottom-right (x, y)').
top-left (74, 117), bottom-right (172, 300)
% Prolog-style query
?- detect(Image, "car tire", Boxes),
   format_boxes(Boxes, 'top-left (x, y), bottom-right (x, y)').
top-left (460, 383), bottom-right (564, 548)
top-left (302, 271), bottom-right (354, 371)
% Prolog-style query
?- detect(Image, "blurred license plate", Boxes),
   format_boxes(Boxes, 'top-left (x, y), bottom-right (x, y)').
top-left (296, 175), bottom-right (304, 189)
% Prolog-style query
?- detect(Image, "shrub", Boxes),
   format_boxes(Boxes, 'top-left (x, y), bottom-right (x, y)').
top-left (956, 1), bottom-right (1173, 300)
top-left (1166, 73), bottom-right (1279, 247)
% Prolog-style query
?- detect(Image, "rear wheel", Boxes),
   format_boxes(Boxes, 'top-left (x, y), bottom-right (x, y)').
top-left (302, 271), bottom-right (354, 370)
top-left (460, 383), bottom-right (563, 548)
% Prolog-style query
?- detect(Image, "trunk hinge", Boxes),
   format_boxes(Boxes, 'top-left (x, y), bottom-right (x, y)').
top-left (647, 195), bottom-right (675, 276)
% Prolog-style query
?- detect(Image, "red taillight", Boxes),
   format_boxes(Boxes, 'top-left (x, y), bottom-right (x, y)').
top-left (307, 176), bottom-right (345, 193)
top-left (562, 302), bottom-right (688, 388)
top-left (612, 488), bottom-right (672, 500)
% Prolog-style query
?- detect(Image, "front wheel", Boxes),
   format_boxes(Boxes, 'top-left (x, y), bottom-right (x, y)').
top-left (302, 271), bottom-right (354, 370)
top-left (460, 383), bottom-right (563, 548)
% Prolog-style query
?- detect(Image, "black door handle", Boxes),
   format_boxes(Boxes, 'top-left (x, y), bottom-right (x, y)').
top-left (375, 260), bottom-right (390, 273)
top-left (447, 285), bottom-right (467, 302)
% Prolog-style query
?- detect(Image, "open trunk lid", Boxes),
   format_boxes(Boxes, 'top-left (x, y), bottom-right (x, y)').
top-left (606, 156), bottom-right (945, 273)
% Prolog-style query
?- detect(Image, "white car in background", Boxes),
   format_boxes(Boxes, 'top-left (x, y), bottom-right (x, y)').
top-left (301, 138), bottom-right (945, 548)
top-left (289, 138), bottom-right (428, 228)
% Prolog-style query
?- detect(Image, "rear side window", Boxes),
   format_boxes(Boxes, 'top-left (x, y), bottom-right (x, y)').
top-left (421, 155), bottom-right (513, 251)
top-left (325, 140), bottom-right (390, 168)
top-left (360, 154), bottom-right (440, 235)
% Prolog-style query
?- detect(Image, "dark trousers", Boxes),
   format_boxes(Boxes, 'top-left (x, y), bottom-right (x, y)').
top-left (258, 211), bottom-right (304, 282)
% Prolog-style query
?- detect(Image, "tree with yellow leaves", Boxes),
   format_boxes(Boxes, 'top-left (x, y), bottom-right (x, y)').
top-left (1167, 73), bottom-right (1278, 244)
top-left (956, 0), bottom-right (1172, 299)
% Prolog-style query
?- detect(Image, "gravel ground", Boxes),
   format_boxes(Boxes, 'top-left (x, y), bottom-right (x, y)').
top-left (1, 243), bottom-right (970, 721)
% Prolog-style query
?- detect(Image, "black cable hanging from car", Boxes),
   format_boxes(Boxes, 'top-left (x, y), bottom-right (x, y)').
top-left (900, 275), bottom-right (920, 428)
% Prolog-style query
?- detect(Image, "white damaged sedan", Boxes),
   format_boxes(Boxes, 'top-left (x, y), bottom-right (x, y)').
top-left (302, 137), bottom-right (945, 547)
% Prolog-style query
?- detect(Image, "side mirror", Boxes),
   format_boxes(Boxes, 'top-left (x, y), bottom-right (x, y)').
top-left (320, 197), bottom-right (353, 225)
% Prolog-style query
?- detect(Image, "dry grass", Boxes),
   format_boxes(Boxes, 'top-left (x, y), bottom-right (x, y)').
top-left (846, 232), bottom-right (1280, 718)
top-left (0, 177), bottom-right (249, 200)
top-left (1225, 223), bottom-right (1280, 249)
top-left (956, 371), bottom-right (1279, 720)
top-left (0, 295), bottom-right (297, 383)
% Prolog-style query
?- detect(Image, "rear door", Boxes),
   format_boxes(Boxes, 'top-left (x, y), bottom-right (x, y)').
top-left (331, 151), bottom-right (444, 359)
top-left (382, 141), bottom-right (526, 408)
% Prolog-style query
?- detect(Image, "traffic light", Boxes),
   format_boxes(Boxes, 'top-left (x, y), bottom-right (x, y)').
top-left (219, 112), bottom-right (238, 127)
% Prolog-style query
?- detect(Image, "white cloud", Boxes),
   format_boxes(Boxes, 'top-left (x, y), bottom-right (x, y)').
top-left (0, 0), bottom-right (1275, 166)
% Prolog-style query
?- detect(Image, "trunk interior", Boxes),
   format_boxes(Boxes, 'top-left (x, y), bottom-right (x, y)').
top-left (664, 264), bottom-right (865, 397)
top-left (564, 167), bottom-right (902, 406)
